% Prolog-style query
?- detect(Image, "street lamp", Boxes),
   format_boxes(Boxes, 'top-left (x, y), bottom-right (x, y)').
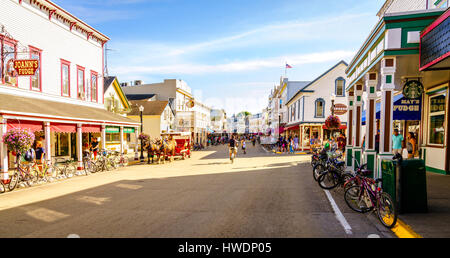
top-left (139, 105), bottom-right (144, 162)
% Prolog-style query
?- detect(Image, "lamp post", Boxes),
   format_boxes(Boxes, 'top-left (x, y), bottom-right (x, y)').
top-left (139, 105), bottom-right (144, 162)
top-left (330, 94), bottom-right (336, 139)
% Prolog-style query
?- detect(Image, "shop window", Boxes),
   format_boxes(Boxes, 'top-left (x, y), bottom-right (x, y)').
top-left (91, 71), bottom-right (98, 102)
top-left (2, 37), bottom-right (18, 86)
top-left (106, 133), bottom-right (120, 143)
top-left (61, 59), bottom-right (70, 96)
top-left (29, 46), bottom-right (42, 91)
top-left (428, 92), bottom-right (446, 145)
top-left (77, 66), bottom-right (85, 100)
top-left (55, 133), bottom-right (70, 156)
top-left (335, 77), bottom-right (345, 96)
top-left (315, 98), bottom-right (325, 118)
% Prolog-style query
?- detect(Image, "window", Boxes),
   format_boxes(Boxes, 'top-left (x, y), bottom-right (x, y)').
top-left (428, 92), bottom-right (446, 145)
top-left (29, 46), bottom-right (42, 91)
top-left (335, 77), bottom-right (345, 96)
top-left (298, 100), bottom-right (301, 120)
top-left (61, 59), bottom-right (70, 96)
top-left (91, 71), bottom-right (98, 102)
top-left (2, 37), bottom-right (18, 86)
top-left (77, 66), bottom-right (85, 100)
top-left (315, 98), bottom-right (325, 118)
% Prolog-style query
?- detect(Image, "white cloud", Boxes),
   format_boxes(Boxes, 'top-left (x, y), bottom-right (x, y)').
top-left (110, 50), bottom-right (354, 75)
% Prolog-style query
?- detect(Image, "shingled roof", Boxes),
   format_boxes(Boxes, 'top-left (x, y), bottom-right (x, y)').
top-left (128, 100), bottom-right (169, 116)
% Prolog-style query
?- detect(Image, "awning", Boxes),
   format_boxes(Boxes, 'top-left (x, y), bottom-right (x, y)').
top-left (51, 123), bottom-right (77, 133)
top-left (362, 94), bottom-right (421, 124)
top-left (323, 124), bottom-right (347, 130)
top-left (82, 124), bottom-right (101, 133)
top-left (7, 120), bottom-right (43, 132)
top-left (286, 125), bottom-right (300, 131)
top-left (0, 93), bottom-right (140, 127)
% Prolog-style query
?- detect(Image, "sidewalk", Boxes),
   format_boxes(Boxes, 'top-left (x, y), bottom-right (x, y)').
top-left (397, 172), bottom-right (450, 238)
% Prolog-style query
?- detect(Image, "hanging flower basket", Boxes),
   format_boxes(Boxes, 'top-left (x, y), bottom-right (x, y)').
top-left (325, 115), bottom-right (341, 129)
top-left (138, 133), bottom-right (150, 144)
top-left (2, 128), bottom-right (35, 155)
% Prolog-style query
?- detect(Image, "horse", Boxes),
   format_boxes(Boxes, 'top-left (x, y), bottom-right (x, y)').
top-left (145, 139), bottom-right (159, 164)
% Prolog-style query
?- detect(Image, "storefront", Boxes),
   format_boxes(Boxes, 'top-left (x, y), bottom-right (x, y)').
top-left (0, 93), bottom-right (140, 179)
top-left (104, 126), bottom-right (136, 153)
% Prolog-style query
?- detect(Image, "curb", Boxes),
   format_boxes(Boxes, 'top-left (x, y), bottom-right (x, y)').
top-left (391, 218), bottom-right (422, 238)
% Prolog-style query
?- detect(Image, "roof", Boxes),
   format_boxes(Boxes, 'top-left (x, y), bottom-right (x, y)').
top-left (286, 60), bottom-right (348, 104)
top-left (285, 80), bottom-right (311, 101)
top-left (103, 76), bottom-right (116, 93)
top-left (125, 94), bottom-right (157, 101)
top-left (128, 100), bottom-right (169, 116)
top-left (0, 93), bottom-right (139, 126)
top-left (104, 76), bottom-right (131, 110)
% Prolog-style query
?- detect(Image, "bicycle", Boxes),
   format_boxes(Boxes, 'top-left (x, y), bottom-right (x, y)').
top-left (344, 175), bottom-right (397, 228)
top-left (54, 158), bottom-right (78, 178)
top-left (229, 147), bottom-right (237, 164)
top-left (83, 152), bottom-right (97, 174)
top-left (8, 162), bottom-right (37, 190)
top-left (112, 151), bottom-right (128, 168)
top-left (0, 180), bottom-right (5, 194)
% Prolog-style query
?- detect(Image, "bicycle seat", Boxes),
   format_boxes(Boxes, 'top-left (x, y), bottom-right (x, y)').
top-left (361, 169), bottom-right (372, 176)
top-left (336, 161), bottom-right (345, 166)
top-left (375, 178), bottom-right (382, 183)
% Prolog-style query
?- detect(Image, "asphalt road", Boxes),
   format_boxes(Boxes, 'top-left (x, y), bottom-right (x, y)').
top-left (0, 143), bottom-right (394, 238)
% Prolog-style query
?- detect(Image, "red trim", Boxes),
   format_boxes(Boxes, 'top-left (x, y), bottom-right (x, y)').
top-left (421, 9), bottom-right (450, 37)
top-left (29, 45), bottom-right (42, 92)
top-left (90, 70), bottom-right (98, 103)
top-left (70, 22), bottom-right (77, 31)
top-left (76, 65), bottom-right (85, 100)
top-left (420, 9), bottom-right (450, 71)
top-left (102, 44), bottom-right (105, 104)
top-left (49, 9), bottom-right (56, 20)
top-left (82, 124), bottom-right (101, 133)
top-left (6, 120), bottom-right (44, 132)
top-left (50, 123), bottom-right (76, 133)
top-left (43, 0), bottom-right (110, 41)
top-left (60, 59), bottom-right (71, 97)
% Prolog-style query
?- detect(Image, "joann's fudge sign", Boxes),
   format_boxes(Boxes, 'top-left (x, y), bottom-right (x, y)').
top-left (12, 59), bottom-right (39, 76)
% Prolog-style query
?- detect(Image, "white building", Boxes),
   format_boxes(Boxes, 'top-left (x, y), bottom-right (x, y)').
top-left (0, 0), bottom-right (139, 180)
top-left (285, 60), bottom-right (349, 150)
top-left (210, 109), bottom-right (227, 133)
top-left (249, 113), bottom-right (263, 134)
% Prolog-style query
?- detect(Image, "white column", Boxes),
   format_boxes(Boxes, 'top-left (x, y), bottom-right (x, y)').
top-left (364, 72), bottom-right (378, 176)
top-left (77, 124), bottom-right (83, 170)
top-left (44, 122), bottom-right (51, 164)
top-left (345, 92), bottom-right (355, 170)
top-left (134, 127), bottom-right (139, 160)
top-left (377, 57), bottom-right (396, 178)
top-left (352, 84), bottom-right (364, 168)
top-left (120, 126), bottom-right (124, 154)
top-left (101, 125), bottom-right (106, 150)
top-left (0, 118), bottom-right (8, 181)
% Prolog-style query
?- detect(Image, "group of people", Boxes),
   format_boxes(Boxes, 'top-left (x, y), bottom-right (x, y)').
top-left (360, 129), bottom-right (418, 159)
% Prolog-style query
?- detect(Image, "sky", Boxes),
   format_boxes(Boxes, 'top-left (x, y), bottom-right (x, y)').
top-left (53, 0), bottom-right (385, 115)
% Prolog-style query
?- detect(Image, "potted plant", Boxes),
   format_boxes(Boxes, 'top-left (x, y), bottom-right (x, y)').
top-left (2, 128), bottom-right (35, 155)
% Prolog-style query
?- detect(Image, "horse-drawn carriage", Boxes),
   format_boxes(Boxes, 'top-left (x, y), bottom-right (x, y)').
top-left (161, 132), bottom-right (192, 160)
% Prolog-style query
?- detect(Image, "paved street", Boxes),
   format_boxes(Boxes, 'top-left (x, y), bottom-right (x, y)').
top-left (0, 143), bottom-right (394, 238)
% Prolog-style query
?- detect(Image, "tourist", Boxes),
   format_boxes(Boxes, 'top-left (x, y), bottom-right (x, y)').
top-left (392, 129), bottom-right (403, 156)
top-left (407, 132), bottom-right (417, 159)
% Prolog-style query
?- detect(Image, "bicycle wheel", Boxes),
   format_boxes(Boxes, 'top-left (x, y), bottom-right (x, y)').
top-left (344, 185), bottom-right (371, 213)
top-left (0, 180), bottom-right (5, 193)
top-left (121, 157), bottom-right (128, 167)
top-left (377, 192), bottom-right (398, 228)
top-left (64, 165), bottom-right (76, 178)
top-left (318, 170), bottom-right (340, 190)
top-left (312, 163), bottom-right (325, 181)
top-left (8, 172), bottom-right (19, 191)
top-left (342, 173), bottom-right (356, 192)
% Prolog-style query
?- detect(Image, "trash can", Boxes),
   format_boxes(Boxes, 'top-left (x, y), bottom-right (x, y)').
top-left (381, 158), bottom-right (428, 214)
top-left (398, 159), bottom-right (428, 213)
top-left (381, 160), bottom-right (397, 202)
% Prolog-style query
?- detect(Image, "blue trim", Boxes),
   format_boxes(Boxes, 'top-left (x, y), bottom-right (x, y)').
top-left (314, 98), bottom-right (325, 118)
top-left (335, 77), bottom-right (346, 97)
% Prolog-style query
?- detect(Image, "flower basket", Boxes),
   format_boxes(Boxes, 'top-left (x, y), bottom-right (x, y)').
top-left (138, 133), bottom-right (150, 144)
top-left (2, 128), bottom-right (35, 155)
top-left (325, 115), bottom-right (341, 129)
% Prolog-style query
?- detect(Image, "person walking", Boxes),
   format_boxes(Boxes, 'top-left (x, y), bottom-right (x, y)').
top-left (406, 132), bottom-right (417, 159)
top-left (392, 129), bottom-right (404, 156)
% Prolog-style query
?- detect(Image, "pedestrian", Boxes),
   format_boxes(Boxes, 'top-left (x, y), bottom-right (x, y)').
top-left (392, 129), bottom-right (403, 156)
top-left (91, 137), bottom-right (99, 160)
top-left (406, 132), bottom-right (417, 159)
top-left (294, 135), bottom-right (299, 151)
top-left (375, 130), bottom-right (380, 153)
top-left (241, 139), bottom-right (246, 154)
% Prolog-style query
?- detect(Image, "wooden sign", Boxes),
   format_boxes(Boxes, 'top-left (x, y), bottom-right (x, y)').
top-left (332, 104), bottom-right (348, 115)
top-left (13, 59), bottom-right (39, 76)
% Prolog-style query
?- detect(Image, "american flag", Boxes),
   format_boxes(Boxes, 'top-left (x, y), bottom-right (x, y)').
top-left (286, 63), bottom-right (293, 69)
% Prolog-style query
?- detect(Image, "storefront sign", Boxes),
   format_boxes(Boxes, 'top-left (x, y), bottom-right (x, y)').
top-left (403, 80), bottom-right (424, 99)
top-left (420, 9), bottom-right (450, 71)
top-left (13, 59), bottom-right (39, 76)
top-left (332, 104), bottom-right (348, 115)
top-left (393, 98), bottom-right (422, 121)
top-left (430, 96), bottom-right (446, 113)
top-left (105, 126), bottom-right (120, 133)
top-left (124, 127), bottom-right (135, 133)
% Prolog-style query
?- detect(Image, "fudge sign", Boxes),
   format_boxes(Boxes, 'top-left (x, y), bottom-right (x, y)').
top-left (13, 60), bottom-right (39, 76)
top-left (332, 104), bottom-right (348, 115)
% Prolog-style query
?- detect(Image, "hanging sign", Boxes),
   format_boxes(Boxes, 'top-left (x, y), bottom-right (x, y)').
top-left (105, 126), bottom-right (120, 133)
top-left (124, 127), bottom-right (135, 133)
top-left (403, 80), bottom-right (424, 99)
top-left (13, 59), bottom-right (39, 76)
top-left (332, 104), bottom-right (348, 115)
